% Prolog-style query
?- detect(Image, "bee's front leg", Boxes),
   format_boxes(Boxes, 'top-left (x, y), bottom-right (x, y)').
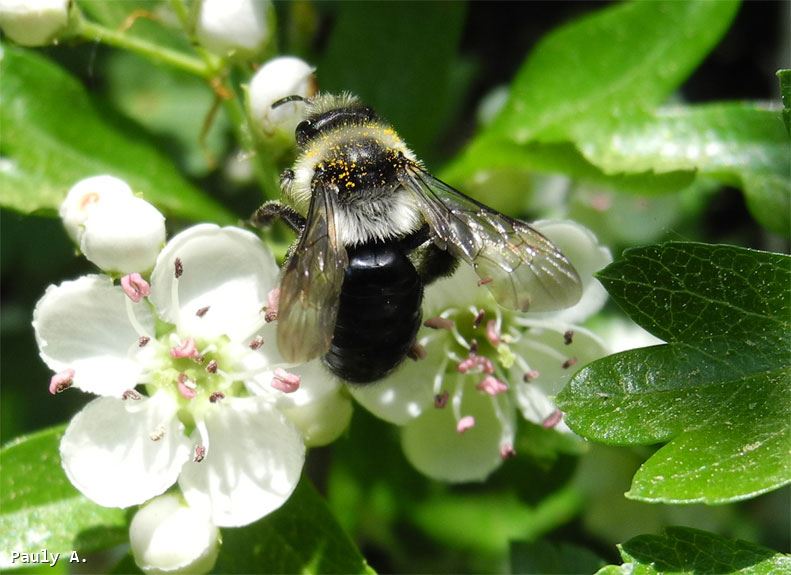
top-left (250, 200), bottom-right (306, 234)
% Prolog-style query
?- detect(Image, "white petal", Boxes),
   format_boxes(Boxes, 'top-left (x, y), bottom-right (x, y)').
top-left (178, 396), bottom-right (305, 527)
top-left (350, 336), bottom-right (444, 425)
top-left (401, 378), bottom-right (515, 482)
top-left (60, 393), bottom-right (191, 508)
top-left (33, 275), bottom-right (155, 397)
top-left (149, 225), bottom-right (279, 341)
top-left (597, 315), bottom-right (664, 353)
top-left (510, 324), bottom-right (607, 428)
top-left (59, 175), bottom-right (134, 243)
top-left (196, 0), bottom-right (271, 58)
top-left (80, 196), bottom-right (166, 274)
top-left (531, 220), bottom-right (612, 324)
top-left (130, 493), bottom-right (219, 575)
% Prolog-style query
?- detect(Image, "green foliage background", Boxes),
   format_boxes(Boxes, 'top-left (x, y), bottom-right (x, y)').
top-left (1, 1), bottom-right (788, 573)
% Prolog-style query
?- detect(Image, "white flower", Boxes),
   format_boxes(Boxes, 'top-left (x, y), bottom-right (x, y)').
top-left (247, 56), bottom-right (316, 138)
top-left (351, 220), bottom-right (611, 482)
top-left (0, 0), bottom-right (69, 47)
top-left (79, 195), bottom-right (166, 274)
top-left (59, 175), bottom-right (134, 243)
top-left (34, 225), bottom-right (350, 525)
top-left (59, 175), bottom-right (166, 274)
top-left (130, 493), bottom-right (219, 575)
top-left (195, 0), bottom-right (273, 59)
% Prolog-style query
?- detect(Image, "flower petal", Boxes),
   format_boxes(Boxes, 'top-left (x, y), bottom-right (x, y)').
top-left (60, 393), bottom-right (191, 508)
top-left (178, 396), bottom-right (305, 527)
top-left (130, 493), bottom-right (219, 575)
top-left (350, 336), bottom-right (443, 425)
top-left (531, 220), bottom-right (612, 324)
top-left (401, 377), bottom-right (515, 482)
top-left (509, 324), bottom-right (607, 429)
top-left (150, 225), bottom-right (279, 341)
top-left (33, 275), bottom-right (155, 396)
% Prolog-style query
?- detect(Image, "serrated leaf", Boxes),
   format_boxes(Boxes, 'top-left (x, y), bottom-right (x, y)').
top-left (510, 539), bottom-right (605, 574)
top-left (489, 0), bottom-right (740, 142)
top-left (557, 243), bottom-right (791, 503)
top-left (0, 45), bottom-right (233, 223)
top-left (577, 104), bottom-right (790, 234)
top-left (211, 478), bottom-right (371, 574)
top-left (0, 426), bottom-right (127, 570)
top-left (596, 527), bottom-right (791, 575)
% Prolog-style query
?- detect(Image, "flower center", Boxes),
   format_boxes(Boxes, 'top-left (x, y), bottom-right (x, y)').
top-left (421, 305), bottom-right (518, 456)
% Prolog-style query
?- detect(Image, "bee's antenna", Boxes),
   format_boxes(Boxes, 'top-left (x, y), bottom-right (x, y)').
top-left (271, 95), bottom-right (306, 109)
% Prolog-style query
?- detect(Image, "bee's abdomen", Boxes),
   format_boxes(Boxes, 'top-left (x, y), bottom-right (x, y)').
top-left (324, 242), bottom-right (422, 384)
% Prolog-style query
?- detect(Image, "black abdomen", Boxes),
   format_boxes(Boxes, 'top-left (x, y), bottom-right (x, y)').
top-left (324, 241), bottom-right (422, 384)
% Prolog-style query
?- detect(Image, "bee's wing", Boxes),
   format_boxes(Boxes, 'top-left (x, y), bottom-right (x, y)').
top-left (399, 162), bottom-right (582, 312)
top-left (277, 180), bottom-right (347, 362)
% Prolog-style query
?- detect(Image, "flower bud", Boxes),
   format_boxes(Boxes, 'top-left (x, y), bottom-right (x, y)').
top-left (282, 389), bottom-right (353, 447)
top-left (195, 0), bottom-right (273, 60)
top-left (247, 56), bottom-right (316, 138)
top-left (60, 175), bottom-right (135, 243)
top-left (80, 195), bottom-right (166, 274)
top-left (0, 0), bottom-right (69, 47)
top-left (130, 494), bottom-right (220, 575)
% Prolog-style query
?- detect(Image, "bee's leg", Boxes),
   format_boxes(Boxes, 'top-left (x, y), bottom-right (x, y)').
top-left (250, 200), bottom-right (306, 234)
top-left (414, 242), bottom-right (459, 286)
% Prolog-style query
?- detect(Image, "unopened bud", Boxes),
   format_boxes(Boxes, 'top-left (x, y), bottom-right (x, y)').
top-left (0, 0), bottom-right (70, 47)
top-left (247, 56), bottom-right (316, 137)
top-left (195, 0), bottom-right (273, 60)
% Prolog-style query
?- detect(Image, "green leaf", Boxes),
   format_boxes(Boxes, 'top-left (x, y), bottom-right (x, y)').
top-left (0, 45), bottom-right (234, 223)
top-left (596, 527), bottom-right (791, 575)
top-left (0, 426), bottom-right (127, 570)
top-left (778, 69), bottom-right (791, 135)
top-left (510, 540), bottom-right (605, 574)
top-left (489, 0), bottom-right (740, 142)
top-left (319, 2), bottom-right (466, 160)
top-left (105, 51), bottom-right (229, 178)
top-left (440, 137), bottom-right (696, 207)
top-left (212, 478), bottom-right (372, 574)
top-left (412, 486), bottom-right (583, 555)
top-left (577, 104), bottom-right (790, 235)
top-left (557, 243), bottom-right (791, 503)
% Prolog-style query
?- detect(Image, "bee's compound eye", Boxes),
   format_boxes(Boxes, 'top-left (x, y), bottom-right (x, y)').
top-left (295, 120), bottom-right (315, 146)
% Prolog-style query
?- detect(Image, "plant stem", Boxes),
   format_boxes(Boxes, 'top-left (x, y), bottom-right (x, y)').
top-left (76, 19), bottom-right (213, 79)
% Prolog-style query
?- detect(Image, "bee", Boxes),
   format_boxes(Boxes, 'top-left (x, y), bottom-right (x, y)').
top-left (254, 93), bottom-right (582, 384)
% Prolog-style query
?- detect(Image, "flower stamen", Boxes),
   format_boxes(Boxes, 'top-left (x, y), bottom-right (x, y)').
top-left (177, 373), bottom-right (197, 399)
top-left (456, 415), bottom-right (476, 433)
top-left (542, 409), bottom-right (564, 429)
top-left (264, 288), bottom-right (279, 322)
top-left (121, 273), bottom-right (151, 303)
top-left (424, 316), bottom-right (454, 330)
top-left (477, 375), bottom-right (508, 396)
top-left (49, 368), bottom-right (74, 394)
top-left (272, 368), bottom-right (300, 393)
top-left (171, 337), bottom-right (199, 359)
top-left (122, 389), bottom-right (142, 400)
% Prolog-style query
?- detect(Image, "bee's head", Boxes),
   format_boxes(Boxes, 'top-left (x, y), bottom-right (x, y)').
top-left (272, 93), bottom-right (378, 147)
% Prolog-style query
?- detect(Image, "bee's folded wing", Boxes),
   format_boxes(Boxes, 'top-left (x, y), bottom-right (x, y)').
top-left (277, 181), bottom-right (348, 362)
top-left (399, 164), bottom-right (582, 312)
